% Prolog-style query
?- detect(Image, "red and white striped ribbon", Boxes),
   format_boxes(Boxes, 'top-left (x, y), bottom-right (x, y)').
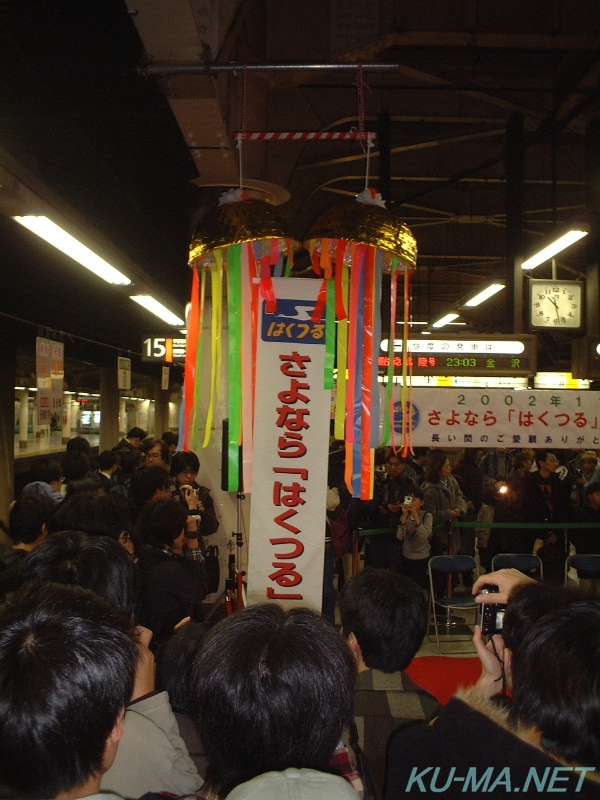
top-left (234, 131), bottom-right (375, 142)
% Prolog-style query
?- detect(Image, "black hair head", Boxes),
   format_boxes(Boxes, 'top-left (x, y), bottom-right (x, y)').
top-left (509, 601), bottom-right (600, 768)
top-left (129, 465), bottom-right (171, 505)
top-left (17, 530), bottom-right (135, 616)
top-left (136, 498), bottom-right (188, 549)
top-left (127, 427), bottom-right (147, 440)
top-left (339, 567), bottom-right (427, 672)
top-left (171, 451), bottom-right (200, 477)
top-left (29, 458), bottom-right (63, 485)
top-left (155, 623), bottom-right (207, 714)
top-left (8, 494), bottom-right (55, 545)
top-left (0, 580), bottom-right (136, 799)
top-left (188, 604), bottom-right (356, 797)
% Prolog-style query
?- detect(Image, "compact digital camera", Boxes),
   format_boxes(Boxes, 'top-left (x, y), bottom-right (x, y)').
top-left (478, 584), bottom-right (506, 637)
top-left (404, 495), bottom-right (413, 505)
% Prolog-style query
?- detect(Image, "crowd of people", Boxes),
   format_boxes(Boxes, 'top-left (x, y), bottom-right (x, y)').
top-left (0, 437), bottom-right (599, 799)
top-left (339, 445), bottom-right (600, 591)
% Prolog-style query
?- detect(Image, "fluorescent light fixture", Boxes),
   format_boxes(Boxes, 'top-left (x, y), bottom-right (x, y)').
top-left (521, 230), bottom-right (588, 271)
top-left (130, 295), bottom-right (185, 326)
top-left (12, 216), bottom-right (131, 285)
top-left (432, 313), bottom-right (459, 328)
top-left (464, 283), bottom-right (505, 307)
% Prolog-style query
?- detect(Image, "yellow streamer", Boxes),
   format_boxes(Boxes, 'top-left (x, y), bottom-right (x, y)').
top-left (203, 253), bottom-right (223, 447)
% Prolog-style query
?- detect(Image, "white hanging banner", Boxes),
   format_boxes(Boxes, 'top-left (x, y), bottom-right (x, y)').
top-left (35, 338), bottom-right (63, 426)
top-left (118, 357), bottom-right (131, 391)
top-left (384, 386), bottom-right (600, 449)
top-left (248, 278), bottom-right (330, 611)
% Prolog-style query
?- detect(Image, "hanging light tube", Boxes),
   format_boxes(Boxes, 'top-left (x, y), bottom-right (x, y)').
top-left (12, 215), bottom-right (131, 285)
top-left (130, 295), bottom-right (185, 326)
top-left (432, 313), bottom-right (460, 328)
top-left (521, 230), bottom-right (588, 271)
top-left (464, 283), bottom-right (505, 307)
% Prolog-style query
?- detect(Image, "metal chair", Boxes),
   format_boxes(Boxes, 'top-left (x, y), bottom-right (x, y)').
top-left (351, 528), bottom-right (396, 575)
top-left (428, 555), bottom-right (479, 653)
top-left (491, 553), bottom-right (543, 581)
top-left (565, 553), bottom-right (600, 588)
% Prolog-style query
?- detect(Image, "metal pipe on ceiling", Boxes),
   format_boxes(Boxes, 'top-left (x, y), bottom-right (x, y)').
top-left (142, 62), bottom-right (401, 76)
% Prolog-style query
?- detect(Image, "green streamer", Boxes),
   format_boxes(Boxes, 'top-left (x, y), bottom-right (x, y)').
top-left (227, 244), bottom-right (243, 491)
top-left (382, 258), bottom-right (400, 445)
top-left (324, 279), bottom-right (336, 390)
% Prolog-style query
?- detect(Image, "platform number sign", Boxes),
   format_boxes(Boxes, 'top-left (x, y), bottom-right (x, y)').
top-left (142, 336), bottom-right (187, 363)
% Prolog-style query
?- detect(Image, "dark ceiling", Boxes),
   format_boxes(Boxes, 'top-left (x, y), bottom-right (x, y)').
top-left (1, 0), bottom-right (599, 388)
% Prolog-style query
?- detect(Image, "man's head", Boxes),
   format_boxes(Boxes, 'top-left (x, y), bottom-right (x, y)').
top-left (502, 582), bottom-right (586, 656)
top-left (140, 437), bottom-right (170, 469)
top-left (339, 568), bottom-right (428, 672)
top-left (129, 465), bottom-right (171, 505)
top-left (136, 498), bottom-right (188, 551)
top-left (188, 604), bottom-right (355, 797)
top-left (585, 480), bottom-right (600, 510)
top-left (65, 436), bottom-right (91, 456)
top-left (50, 492), bottom-right (133, 554)
top-left (412, 448), bottom-right (429, 465)
top-left (8, 493), bottom-right (54, 546)
top-left (580, 450), bottom-right (599, 475)
top-left (509, 601), bottom-right (600, 768)
top-left (28, 457), bottom-right (63, 491)
top-left (171, 451), bottom-right (200, 486)
top-left (126, 427), bottom-right (147, 448)
top-left (0, 581), bottom-right (136, 799)
top-left (162, 431), bottom-right (179, 455)
top-left (18, 530), bottom-right (135, 616)
top-left (62, 451), bottom-right (91, 483)
top-left (98, 449), bottom-right (120, 474)
top-left (512, 450), bottom-right (534, 471)
top-left (535, 449), bottom-right (560, 476)
top-left (385, 451), bottom-right (407, 478)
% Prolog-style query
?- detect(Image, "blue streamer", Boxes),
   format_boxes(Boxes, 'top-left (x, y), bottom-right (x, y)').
top-left (351, 250), bottom-right (366, 496)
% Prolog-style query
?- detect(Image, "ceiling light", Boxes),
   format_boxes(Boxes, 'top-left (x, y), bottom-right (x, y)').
top-left (12, 216), bottom-right (131, 285)
top-left (130, 296), bottom-right (185, 326)
top-left (464, 283), bottom-right (505, 307)
top-left (432, 313), bottom-right (459, 328)
top-left (521, 230), bottom-right (588, 271)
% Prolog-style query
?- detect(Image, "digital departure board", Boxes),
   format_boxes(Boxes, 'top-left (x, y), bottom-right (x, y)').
top-left (378, 335), bottom-right (537, 377)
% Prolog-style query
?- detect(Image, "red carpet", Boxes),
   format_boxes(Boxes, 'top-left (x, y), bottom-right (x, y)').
top-left (405, 656), bottom-right (481, 705)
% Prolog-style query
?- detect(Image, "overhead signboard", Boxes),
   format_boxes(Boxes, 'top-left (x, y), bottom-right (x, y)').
top-left (385, 386), bottom-right (600, 449)
top-left (379, 334), bottom-right (536, 377)
top-left (142, 335), bottom-right (187, 363)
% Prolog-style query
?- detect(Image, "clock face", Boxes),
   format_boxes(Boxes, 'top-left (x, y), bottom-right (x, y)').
top-left (529, 280), bottom-right (582, 329)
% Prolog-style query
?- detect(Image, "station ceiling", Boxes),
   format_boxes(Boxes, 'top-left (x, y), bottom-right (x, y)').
top-left (1, 0), bottom-right (599, 387)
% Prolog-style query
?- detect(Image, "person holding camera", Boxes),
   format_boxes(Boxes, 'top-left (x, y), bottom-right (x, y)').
top-left (385, 571), bottom-right (600, 798)
top-left (367, 451), bottom-right (417, 571)
top-left (397, 487), bottom-right (432, 589)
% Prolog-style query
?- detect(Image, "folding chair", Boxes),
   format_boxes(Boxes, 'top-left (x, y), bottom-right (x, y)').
top-left (565, 553), bottom-right (600, 589)
top-left (491, 553), bottom-right (543, 581)
top-left (428, 555), bottom-right (479, 654)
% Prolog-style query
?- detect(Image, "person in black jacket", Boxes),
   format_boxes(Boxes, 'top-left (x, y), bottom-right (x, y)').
top-left (367, 450), bottom-right (417, 571)
top-left (521, 450), bottom-right (572, 583)
top-left (136, 498), bottom-right (207, 647)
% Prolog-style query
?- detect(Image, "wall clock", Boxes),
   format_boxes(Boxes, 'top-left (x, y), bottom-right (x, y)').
top-left (529, 280), bottom-right (583, 329)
